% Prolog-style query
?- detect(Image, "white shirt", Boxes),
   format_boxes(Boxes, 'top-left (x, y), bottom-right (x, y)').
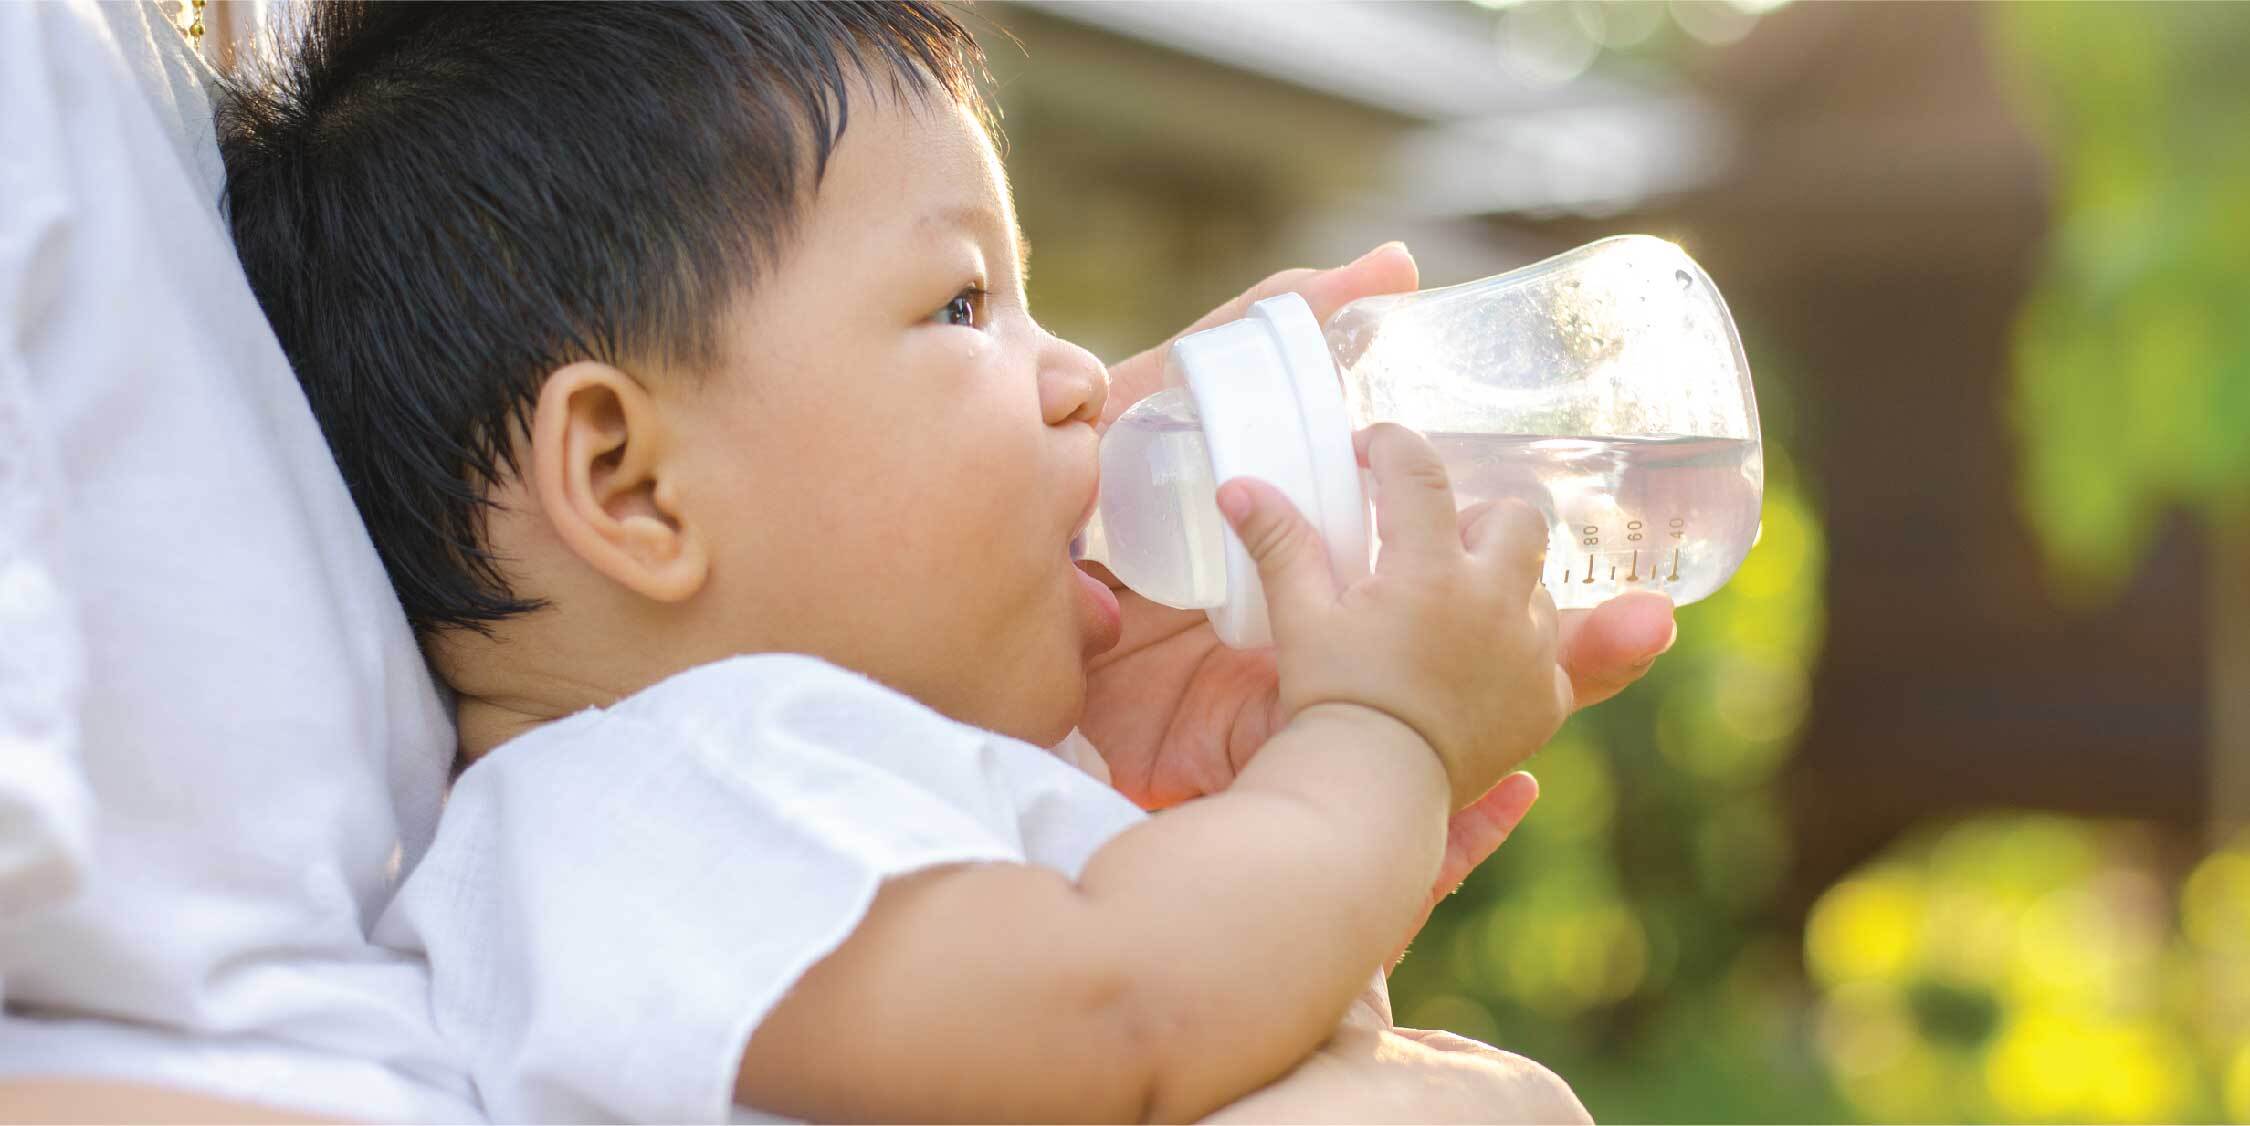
top-left (377, 654), bottom-right (1150, 1124)
top-left (0, 3), bottom-right (468, 1118)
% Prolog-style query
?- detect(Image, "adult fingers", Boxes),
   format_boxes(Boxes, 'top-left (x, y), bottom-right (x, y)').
top-left (1102, 245), bottom-right (1418, 430)
top-left (1439, 772), bottom-right (1539, 879)
top-left (1557, 589), bottom-right (1677, 710)
top-left (1216, 476), bottom-right (1336, 638)
top-left (1184, 243), bottom-right (1420, 339)
top-left (1292, 242), bottom-right (1420, 322)
top-left (1389, 773), bottom-right (1539, 972)
top-left (1362, 424), bottom-right (1461, 572)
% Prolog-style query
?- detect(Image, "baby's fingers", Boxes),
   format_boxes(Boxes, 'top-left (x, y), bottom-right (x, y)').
top-left (1216, 476), bottom-right (1335, 638)
top-left (1461, 498), bottom-right (1551, 599)
top-left (1359, 424), bottom-right (1461, 573)
top-left (1537, 587), bottom-right (1577, 732)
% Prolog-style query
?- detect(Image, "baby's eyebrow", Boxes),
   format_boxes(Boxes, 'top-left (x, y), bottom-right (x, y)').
top-left (921, 203), bottom-right (1030, 273)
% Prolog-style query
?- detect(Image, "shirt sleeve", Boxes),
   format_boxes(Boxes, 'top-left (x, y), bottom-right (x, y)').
top-left (376, 654), bottom-right (1107, 1124)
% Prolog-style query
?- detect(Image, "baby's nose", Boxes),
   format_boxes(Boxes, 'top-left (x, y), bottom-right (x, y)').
top-left (1040, 335), bottom-right (1108, 428)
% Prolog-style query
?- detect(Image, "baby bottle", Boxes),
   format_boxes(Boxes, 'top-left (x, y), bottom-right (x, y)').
top-left (1073, 235), bottom-right (1763, 648)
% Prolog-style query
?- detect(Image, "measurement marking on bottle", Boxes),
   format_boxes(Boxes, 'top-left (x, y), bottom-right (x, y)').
top-left (1561, 548), bottom-right (1686, 588)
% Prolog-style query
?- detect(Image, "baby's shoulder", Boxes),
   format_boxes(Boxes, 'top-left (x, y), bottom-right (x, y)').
top-left (459, 652), bottom-right (1143, 880)
top-left (382, 654), bottom-right (1089, 1123)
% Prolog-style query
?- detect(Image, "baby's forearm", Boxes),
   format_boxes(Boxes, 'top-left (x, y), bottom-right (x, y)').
top-left (1076, 703), bottom-right (1449, 1122)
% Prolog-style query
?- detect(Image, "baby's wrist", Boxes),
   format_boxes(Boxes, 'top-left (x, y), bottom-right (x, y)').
top-left (1295, 700), bottom-right (1419, 744)
top-left (1292, 701), bottom-right (1451, 802)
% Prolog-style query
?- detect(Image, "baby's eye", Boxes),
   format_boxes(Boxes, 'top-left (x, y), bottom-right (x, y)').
top-left (931, 287), bottom-right (987, 329)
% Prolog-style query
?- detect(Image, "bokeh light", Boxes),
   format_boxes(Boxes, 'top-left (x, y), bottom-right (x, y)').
top-left (1804, 817), bottom-right (2243, 1123)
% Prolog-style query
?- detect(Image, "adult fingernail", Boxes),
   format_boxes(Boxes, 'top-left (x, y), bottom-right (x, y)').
top-left (1352, 241), bottom-right (1409, 266)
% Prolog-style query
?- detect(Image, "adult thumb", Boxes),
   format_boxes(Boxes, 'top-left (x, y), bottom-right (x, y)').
top-left (1216, 476), bottom-right (1335, 634)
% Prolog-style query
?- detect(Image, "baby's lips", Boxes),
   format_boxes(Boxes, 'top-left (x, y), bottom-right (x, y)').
top-left (1068, 468), bottom-right (1101, 560)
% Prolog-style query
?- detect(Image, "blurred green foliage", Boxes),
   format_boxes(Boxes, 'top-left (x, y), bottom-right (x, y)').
top-left (1804, 818), bottom-right (2250, 1123)
top-left (1998, 3), bottom-right (2250, 594)
top-left (1753, 8), bottom-right (2250, 1124)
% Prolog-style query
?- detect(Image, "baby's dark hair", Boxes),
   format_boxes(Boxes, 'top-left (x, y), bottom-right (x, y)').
top-left (219, 1), bottom-right (991, 636)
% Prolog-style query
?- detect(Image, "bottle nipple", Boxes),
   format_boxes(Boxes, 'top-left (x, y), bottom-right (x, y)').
top-left (1072, 388), bottom-right (1228, 611)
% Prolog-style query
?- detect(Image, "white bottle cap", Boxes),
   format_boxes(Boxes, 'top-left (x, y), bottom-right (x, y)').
top-left (1166, 292), bottom-right (1372, 647)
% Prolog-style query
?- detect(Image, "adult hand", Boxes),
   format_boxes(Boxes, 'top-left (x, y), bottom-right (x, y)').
top-left (1080, 241), bottom-right (1678, 817)
top-left (1199, 997), bottom-right (1593, 1125)
top-left (1202, 862), bottom-right (1593, 1126)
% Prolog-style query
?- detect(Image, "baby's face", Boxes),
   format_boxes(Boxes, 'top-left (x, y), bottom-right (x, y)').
top-left (660, 90), bottom-right (1119, 745)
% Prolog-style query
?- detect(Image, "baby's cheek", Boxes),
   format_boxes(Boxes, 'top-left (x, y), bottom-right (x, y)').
top-left (958, 465), bottom-right (1049, 553)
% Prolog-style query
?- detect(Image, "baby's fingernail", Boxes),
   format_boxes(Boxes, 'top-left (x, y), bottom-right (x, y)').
top-left (1216, 483), bottom-right (1251, 523)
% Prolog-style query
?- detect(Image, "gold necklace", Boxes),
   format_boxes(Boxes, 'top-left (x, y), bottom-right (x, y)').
top-left (180, 0), bottom-right (206, 52)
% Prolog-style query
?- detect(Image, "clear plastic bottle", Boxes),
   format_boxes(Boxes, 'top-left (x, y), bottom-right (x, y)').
top-left (1075, 235), bottom-right (1762, 648)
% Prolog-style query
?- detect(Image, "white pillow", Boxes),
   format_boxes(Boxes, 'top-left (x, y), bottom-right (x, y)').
top-left (0, 3), bottom-right (471, 1119)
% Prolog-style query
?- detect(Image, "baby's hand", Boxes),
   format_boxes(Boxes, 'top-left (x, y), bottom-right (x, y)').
top-left (1214, 423), bottom-right (1571, 809)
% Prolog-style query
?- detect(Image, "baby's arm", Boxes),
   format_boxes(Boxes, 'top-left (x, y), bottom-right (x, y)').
top-left (735, 427), bottom-right (1569, 1123)
top-left (737, 707), bottom-right (1445, 1123)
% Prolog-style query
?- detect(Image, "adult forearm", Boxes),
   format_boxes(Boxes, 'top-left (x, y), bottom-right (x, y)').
top-left (0, 1078), bottom-right (344, 1124)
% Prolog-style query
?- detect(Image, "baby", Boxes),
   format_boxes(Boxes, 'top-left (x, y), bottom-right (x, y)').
top-left (219, 4), bottom-right (1582, 1122)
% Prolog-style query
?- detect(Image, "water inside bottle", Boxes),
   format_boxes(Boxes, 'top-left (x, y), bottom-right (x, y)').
top-left (1084, 396), bottom-right (1228, 611)
top-left (1419, 432), bottom-right (1762, 609)
top-left (1081, 390), bottom-right (1762, 611)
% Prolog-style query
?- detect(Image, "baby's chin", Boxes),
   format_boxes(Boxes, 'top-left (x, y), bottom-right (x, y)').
top-left (1015, 703), bottom-right (1086, 753)
top-left (985, 666), bottom-right (1088, 751)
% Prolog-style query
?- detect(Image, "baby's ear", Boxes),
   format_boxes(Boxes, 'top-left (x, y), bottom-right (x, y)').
top-left (527, 361), bottom-right (709, 603)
